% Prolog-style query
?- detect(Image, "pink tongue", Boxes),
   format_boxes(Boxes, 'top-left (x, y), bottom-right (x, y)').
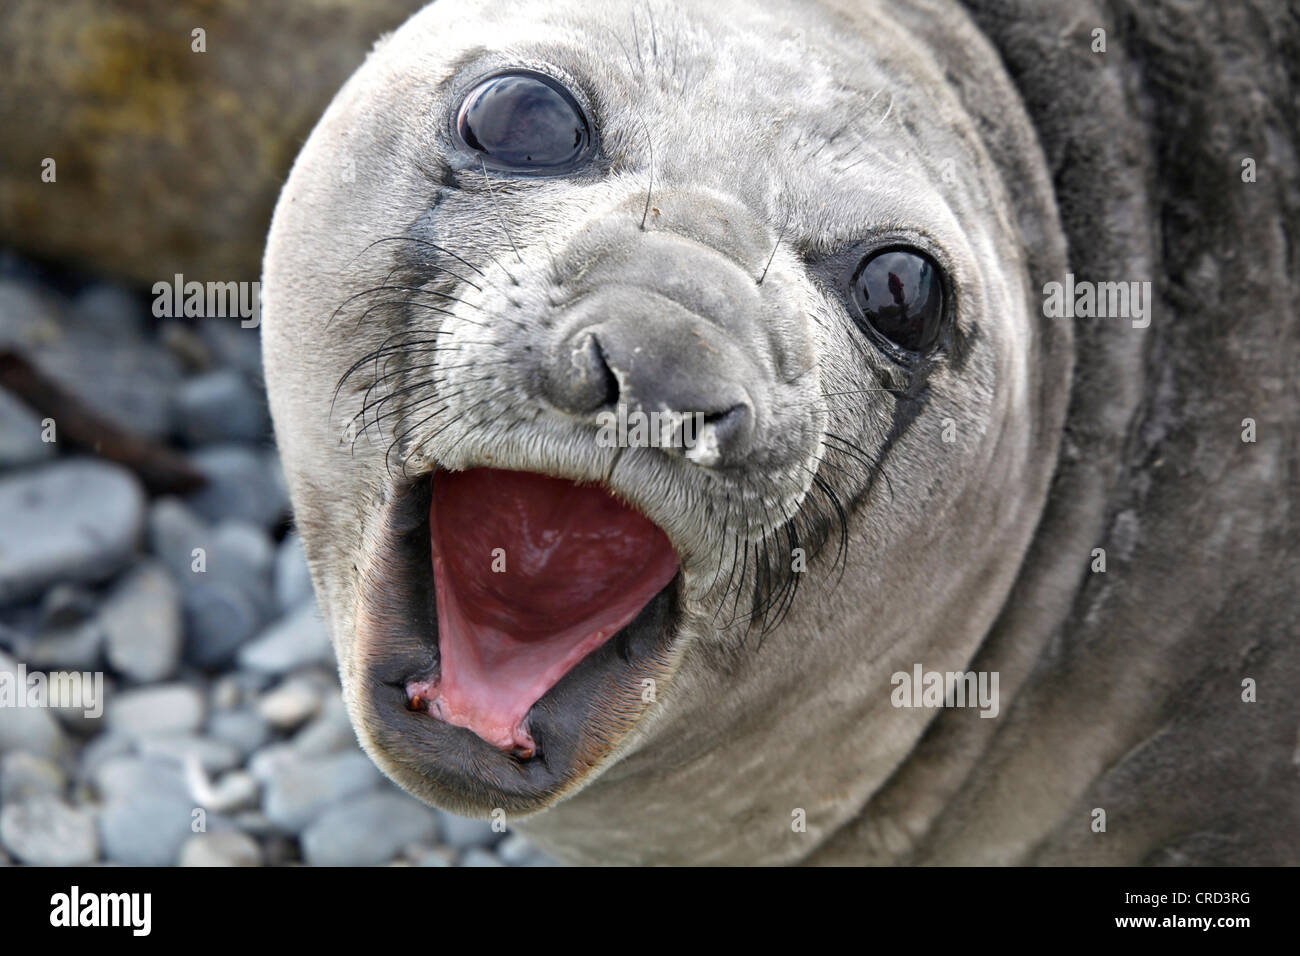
top-left (420, 468), bottom-right (678, 753)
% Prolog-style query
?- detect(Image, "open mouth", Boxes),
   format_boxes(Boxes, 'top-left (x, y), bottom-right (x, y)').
top-left (411, 467), bottom-right (680, 755)
top-left (356, 466), bottom-right (685, 812)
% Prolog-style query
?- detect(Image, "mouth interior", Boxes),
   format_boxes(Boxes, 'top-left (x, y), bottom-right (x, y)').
top-left (419, 467), bottom-right (679, 755)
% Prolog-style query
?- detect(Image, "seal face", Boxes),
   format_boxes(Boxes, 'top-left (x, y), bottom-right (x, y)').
top-left (263, 0), bottom-right (1069, 858)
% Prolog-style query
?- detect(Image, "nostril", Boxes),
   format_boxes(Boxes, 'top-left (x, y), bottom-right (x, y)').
top-left (546, 331), bottom-right (621, 415)
top-left (685, 401), bottom-right (753, 468)
top-left (590, 335), bottom-right (620, 409)
top-left (704, 403), bottom-right (750, 446)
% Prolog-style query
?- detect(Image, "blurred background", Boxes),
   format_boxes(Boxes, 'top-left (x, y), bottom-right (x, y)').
top-left (0, 0), bottom-right (556, 866)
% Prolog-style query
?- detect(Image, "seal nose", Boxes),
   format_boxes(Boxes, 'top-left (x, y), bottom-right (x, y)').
top-left (542, 303), bottom-right (758, 469)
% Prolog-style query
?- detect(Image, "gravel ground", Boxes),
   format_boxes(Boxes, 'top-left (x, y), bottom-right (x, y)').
top-left (0, 254), bottom-right (558, 867)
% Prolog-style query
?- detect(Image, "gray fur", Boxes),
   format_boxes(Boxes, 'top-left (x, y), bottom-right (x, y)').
top-left (262, 0), bottom-right (1299, 864)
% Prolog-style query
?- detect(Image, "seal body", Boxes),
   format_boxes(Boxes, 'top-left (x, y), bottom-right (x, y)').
top-left (262, 0), bottom-right (1299, 864)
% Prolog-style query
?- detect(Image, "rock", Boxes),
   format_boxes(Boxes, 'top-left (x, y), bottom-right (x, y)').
top-left (409, 846), bottom-right (456, 867)
top-left (238, 601), bottom-right (333, 674)
top-left (0, 387), bottom-right (53, 469)
top-left (92, 755), bottom-right (188, 802)
top-left (101, 562), bottom-right (183, 682)
top-left (206, 709), bottom-right (270, 758)
top-left (0, 651), bottom-right (68, 757)
top-left (300, 792), bottom-right (437, 866)
top-left (22, 618), bottom-right (105, 671)
top-left (148, 497), bottom-right (210, 582)
top-left (0, 279), bottom-right (62, 350)
top-left (0, 751), bottom-right (66, 802)
top-left (436, 811), bottom-right (499, 850)
top-left (185, 445), bottom-right (289, 529)
top-left (261, 834), bottom-right (300, 867)
top-left (106, 683), bottom-right (205, 738)
top-left (99, 794), bottom-right (199, 866)
top-left (174, 369), bottom-right (270, 445)
top-left (197, 321), bottom-right (265, 383)
top-left (37, 583), bottom-right (98, 630)
top-left (274, 533), bottom-right (314, 612)
top-left (0, 798), bottom-right (98, 865)
top-left (190, 769), bottom-right (260, 815)
top-left (288, 694), bottom-right (355, 756)
top-left (183, 582), bottom-right (263, 669)
top-left (460, 848), bottom-right (505, 867)
top-left (159, 321), bottom-right (213, 372)
top-left (211, 521), bottom-right (275, 581)
top-left (209, 675), bottom-right (243, 711)
top-left (93, 757), bottom-right (197, 866)
top-left (27, 330), bottom-right (181, 439)
top-left (256, 674), bottom-right (324, 731)
top-left (77, 733), bottom-right (133, 783)
top-left (179, 831), bottom-right (262, 867)
top-left (67, 283), bottom-right (148, 338)
top-left (138, 733), bottom-right (241, 775)
top-left (262, 751), bottom-right (383, 832)
top-left (0, 460), bottom-right (145, 604)
top-left (497, 833), bottom-right (546, 867)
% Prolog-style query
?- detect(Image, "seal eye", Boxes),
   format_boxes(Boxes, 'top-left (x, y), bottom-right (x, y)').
top-left (849, 248), bottom-right (946, 353)
top-left (455, 71), bottom-right (591, 172)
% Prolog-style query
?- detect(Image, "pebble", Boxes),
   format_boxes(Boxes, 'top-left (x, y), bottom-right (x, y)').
top-left (436, 810), bottom-right (500, 849)
top-left (189, 769), bottom-right (260, 815)
top-left (262, 751), bottom-right (383, 832)
top-left (185, 445), bottom-right (289, 529)
top-left (300, 792), bottom-right (438, 866)
top-left (256, 674), bottom-right (324, 730)
top-left (0, 460), bottom-right (145, 604)
top-left (175, 369), bottom-right (270, 445)
top-left (0, 387), bottom-right (54, 469)
top-left (93, 755), bottom-right (188, 802)
top-left (179, 830), bottom-right (263, 867)
top-left (138, 733), bottom-right (241, 775)
top-left (77, 733), bottom-right (134, 784)
top-left (99, 793), bottom-right (201, 866)
top-left (33, 329), bottom-right (181, 439)
top-left (238, 601), bottom-right (333, 674)
top-left (106, 683), bottom-right (205, 738)
top-left (0, 651), bottom-right (68, 757)
top-left (0, 751), bottom-right (67, 802)
top-left (274, 533), bottom-right (314, 612)
top-left (0, 278), bottom-right (62, 349)
top-left (38, 583), bottom-right (99, 630)
top-left (288, 694), bottom-right (355, 756)
top-left (460, 848), bottom-right (505, 867)
top-left (21, 618), bottom-right (105, 672)
top-left (101, 562), bottom-right (183, 682)
top-left (148, 496), bottom-right (210, 582)
top-left (67, 283), bottom-right (149, 338)
top-left (0, 798), bottom-right (99, 865)
top-left (93, 757), bottom-right (199, 866)
top-left (184, 581), bottom-right (263, 668)
top-left (408, 846), bottom-right (456, 867)
top-left (198, 319), bottom-right (264, 382)
top-left (206, 708), bottom-right (270, 758)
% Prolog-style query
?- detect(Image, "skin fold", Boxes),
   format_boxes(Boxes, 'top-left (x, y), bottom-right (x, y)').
top-left (261, 0), bottom-right (1299, 864)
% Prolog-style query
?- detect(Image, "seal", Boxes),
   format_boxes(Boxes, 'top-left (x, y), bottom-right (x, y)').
top-left (262, 0), bottom-right (1299, 864)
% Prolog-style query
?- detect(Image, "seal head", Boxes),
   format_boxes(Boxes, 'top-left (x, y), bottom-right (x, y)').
top-left (262, 0), bottom-right (1069, 860)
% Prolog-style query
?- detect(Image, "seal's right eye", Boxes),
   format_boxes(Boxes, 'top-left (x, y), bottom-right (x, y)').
top-left (455, 71), bottom-right (592, 173)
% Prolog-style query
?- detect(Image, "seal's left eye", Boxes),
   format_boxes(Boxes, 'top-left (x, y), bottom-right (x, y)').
top-left (456, 71), bottom-right (591, 172)
top-left (849, 248), bottom-right (947, 354)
